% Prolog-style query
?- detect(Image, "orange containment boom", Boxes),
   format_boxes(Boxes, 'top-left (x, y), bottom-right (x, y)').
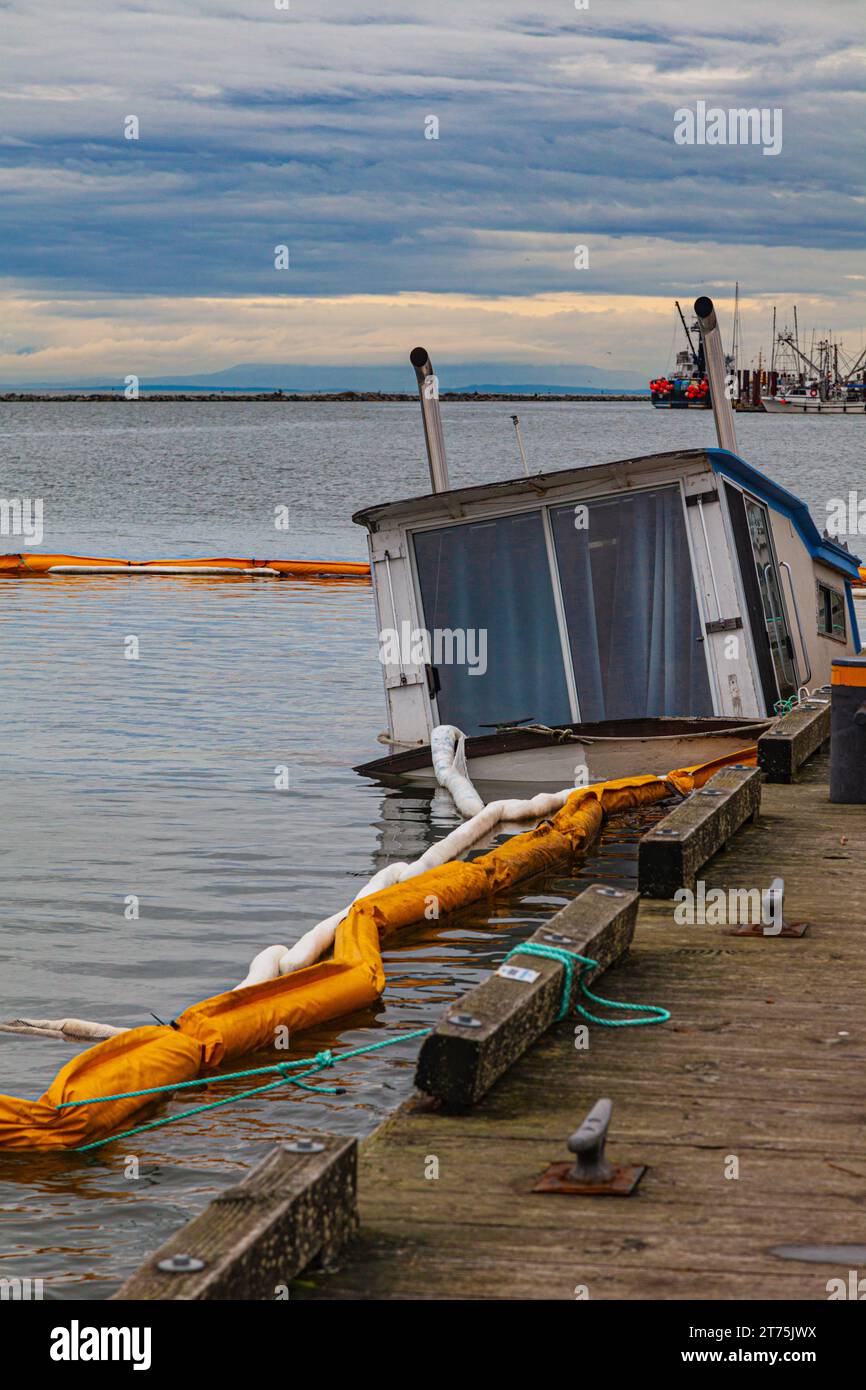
top-left (0, 553), bottom-right (371, 579)
top-left (0, 747), bottom-right (754, 1150)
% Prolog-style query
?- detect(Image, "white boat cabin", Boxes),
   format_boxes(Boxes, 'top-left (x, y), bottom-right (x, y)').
top-left (356, 447), bottom-right (861, 751)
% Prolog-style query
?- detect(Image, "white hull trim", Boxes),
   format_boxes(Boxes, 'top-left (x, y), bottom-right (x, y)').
top-left (398, 729), bottom-right (763, 798)
top-left (763, 397), bottom-right (866, 415)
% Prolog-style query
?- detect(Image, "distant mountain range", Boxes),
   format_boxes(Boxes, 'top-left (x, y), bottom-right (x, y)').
top-left (0, 360), bottom-right (647, 393)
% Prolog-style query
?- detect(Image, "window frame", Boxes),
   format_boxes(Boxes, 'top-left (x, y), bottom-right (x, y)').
top-left (407, 480), bottom-right (713, 728)
top-left (816, 579), bottom-right (848, 644)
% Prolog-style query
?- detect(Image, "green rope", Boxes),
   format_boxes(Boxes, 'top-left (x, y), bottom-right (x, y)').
top-left (58, 1030), bottom-right (430, 1111)
top-left (64, 933), bottom-right (664, 1154)
top-left (502, 942), bottom-right (669, 1028)
top-left (75, 1062), bottom-right (333, 1154)
top-left (62, 1050), bottom-right (337, 1110)
top-left (774, 696), bottom-right (798, 715)
top-left (68, 1029), bottom-right (430, 1154)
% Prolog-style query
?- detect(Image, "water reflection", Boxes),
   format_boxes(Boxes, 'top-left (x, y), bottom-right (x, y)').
top-left (0, 770), bottom-right (667, 1299)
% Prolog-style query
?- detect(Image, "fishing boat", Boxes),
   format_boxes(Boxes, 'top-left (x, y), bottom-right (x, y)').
top-left (762, 384), bottom-right (866, 415)
top-left (648, 299), bottom-right (738, 409)
top-left (761, 317), bottom-right (866, 414)
top-left (356, 298), bottom-right (862, 796)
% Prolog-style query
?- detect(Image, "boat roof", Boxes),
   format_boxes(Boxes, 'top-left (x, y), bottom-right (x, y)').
top-left (354, 446), bottom-right (861, 580)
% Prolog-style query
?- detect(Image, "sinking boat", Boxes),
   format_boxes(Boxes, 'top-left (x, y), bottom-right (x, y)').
top-left (356, 298), bottom-right (862, 795)
top-left (6, 294), bottom-right (861, 1154)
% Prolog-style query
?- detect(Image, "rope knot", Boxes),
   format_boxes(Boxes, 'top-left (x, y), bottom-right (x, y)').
top-left (501, 941), bottom-right (669, 1028)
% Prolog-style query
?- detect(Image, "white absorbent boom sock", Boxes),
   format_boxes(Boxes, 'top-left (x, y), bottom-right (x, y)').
top-left (3, 727), bottom-right (580, 1033)
top-left (0, 1017), bottom-right (127, 1041)
top-left (234, 725), bottom-right (576, 988)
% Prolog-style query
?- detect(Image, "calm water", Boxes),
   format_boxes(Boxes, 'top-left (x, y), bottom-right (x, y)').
top-left (0, 401), bottom-right (862, 1298)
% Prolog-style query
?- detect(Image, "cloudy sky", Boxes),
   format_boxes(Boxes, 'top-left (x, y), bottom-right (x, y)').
top-left (1, 0), bottom-right (864, 383)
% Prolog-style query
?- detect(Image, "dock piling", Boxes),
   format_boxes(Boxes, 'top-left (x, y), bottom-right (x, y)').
top-left (638, 765), bottom-right (761, 897)
top-left (415, 884), bottom-right (638, 1108)
top-left (758, 699), bottom-right (831, 782)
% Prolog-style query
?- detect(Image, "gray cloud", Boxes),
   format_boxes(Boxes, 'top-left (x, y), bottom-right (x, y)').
top-left (0, 0), bottom-right (862, 369)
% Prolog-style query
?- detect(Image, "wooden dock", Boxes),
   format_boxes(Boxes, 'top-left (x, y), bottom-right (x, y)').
top-left (293, 751), bottom-right (865, 1301)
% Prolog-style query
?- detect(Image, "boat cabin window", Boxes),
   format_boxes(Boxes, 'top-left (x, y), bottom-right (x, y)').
top-left (550, 486), bottom-right (712, 721)
top-left (412, 484), bottom-right (715, 734)
top-left (816, 581), bottom-right (846, 642)
top-left (413, 511), bottom-right (573, 735)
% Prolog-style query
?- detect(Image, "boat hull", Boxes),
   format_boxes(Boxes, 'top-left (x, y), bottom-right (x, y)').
top-left (763, 396), bottom-right (866, 415)
top-left (356, 717), bottom-right (771, 799)
top-left (650, 393), bottom-right (710, 410)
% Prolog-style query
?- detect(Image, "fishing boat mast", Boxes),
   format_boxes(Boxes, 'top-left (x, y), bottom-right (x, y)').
top-left (731, 281), bottom-right (740, 377)
top-left (675, 299), bottom-right (701, 369)
top-left (842, 342), bottom-right (866, 384)
top-left (776, 332), bottom-right (830, 396)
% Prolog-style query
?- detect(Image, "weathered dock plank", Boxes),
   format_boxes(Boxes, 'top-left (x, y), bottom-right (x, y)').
top-left (113, 1136), bottom-right (356, 1301)
top-left (297, 751), bottom-right (866, 1301)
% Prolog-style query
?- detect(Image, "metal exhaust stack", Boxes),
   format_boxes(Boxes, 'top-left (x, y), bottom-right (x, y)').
top-left (694, 296), bottom-right (738, 455)
top-left (410, 346), bottom-right (450, 493)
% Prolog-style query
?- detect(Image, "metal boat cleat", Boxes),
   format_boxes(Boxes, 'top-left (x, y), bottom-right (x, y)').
top-left (533, 1098), bottom-right (647, 1196)
top-left (730, 876), bottom-right (809, 937)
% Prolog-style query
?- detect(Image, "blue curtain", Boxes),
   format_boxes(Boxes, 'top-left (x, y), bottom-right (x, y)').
top-left (551, 488), bottom-right (712, 720)
top-left (413, 511), bottom-right (572, 735)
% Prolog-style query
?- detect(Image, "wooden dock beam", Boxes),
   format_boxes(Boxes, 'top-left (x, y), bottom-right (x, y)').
top-left (758, 700), bottom-right (831, 782)
top-left (112, 1136), bottom-right (357, 1300)
top-left (638, 765), bottom-right (761, 898)
top-left (414, 884), bottom-right (638, 1109)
